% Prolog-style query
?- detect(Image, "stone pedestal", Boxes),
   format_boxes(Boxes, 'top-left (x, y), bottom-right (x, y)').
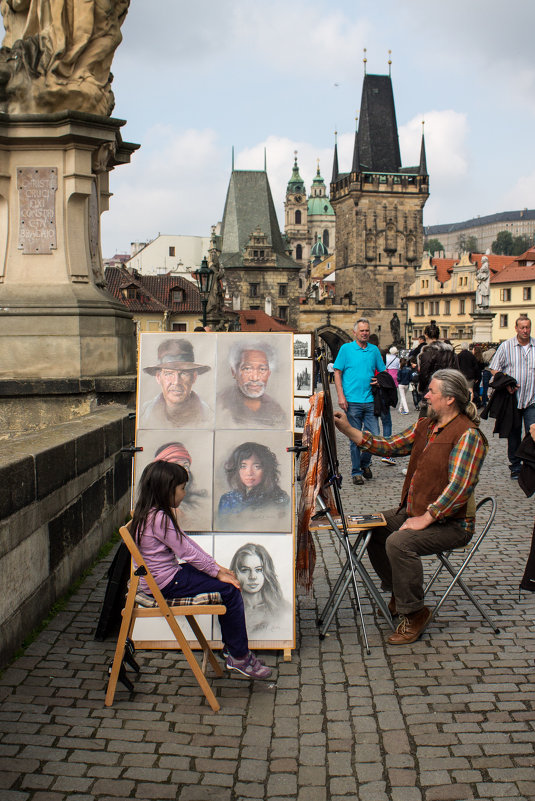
top-left (0, 111), bottom-right (139, 379)
top-left (470, 309), bottom-right (496, 343)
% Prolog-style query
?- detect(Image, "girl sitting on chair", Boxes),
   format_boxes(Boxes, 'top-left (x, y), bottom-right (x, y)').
top-left (131, 460), bottom-right (271, 679)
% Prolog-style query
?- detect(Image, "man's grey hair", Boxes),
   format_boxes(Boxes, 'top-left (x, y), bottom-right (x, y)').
top-left (228, 340), bottom-right (277, 372)
top-left (516, 315), bottom-right (531, 327)
top-left (353, 317), bottom-right (370, 331)
top-left (432, 368), bottom-right (480, 424)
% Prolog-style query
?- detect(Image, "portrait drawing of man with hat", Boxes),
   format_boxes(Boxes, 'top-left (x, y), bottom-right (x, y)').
top-left (139, 339), bottom-right (213, 428)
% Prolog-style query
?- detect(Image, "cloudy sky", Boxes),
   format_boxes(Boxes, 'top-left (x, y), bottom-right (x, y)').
top-left (44, 1), bottom-right (535, 256)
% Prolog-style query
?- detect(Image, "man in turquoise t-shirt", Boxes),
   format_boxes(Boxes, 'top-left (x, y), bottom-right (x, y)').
top-left (334, 318), bottom-right (385, 484)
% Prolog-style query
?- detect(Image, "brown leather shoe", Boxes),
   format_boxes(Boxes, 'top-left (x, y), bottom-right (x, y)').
top-left (377, 594), bottom-right (397, 618)
top-left (387, 606), bottom-right (431, 645)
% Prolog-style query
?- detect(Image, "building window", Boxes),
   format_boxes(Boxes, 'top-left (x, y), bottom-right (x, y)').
top-left (172, 323), bottom-right (187, 331)
top-left (524, 287), bottom-right (532, 301)
top-left (278, 306), bottom-right (288, 322)
top-left (471, 299), bottom-right (476, 313)
top-left (415, 301), bottom-right (425, 316)
top-left (295, 244), bottom-right (303, 260)
top-left (429, 300), bottom-right (440, 315)
top-left (500, 314), bottom-right (508, 327)
top-left (169, 246), bottom-right (175, 257)
top-left (444, 300), bottom-right (451, 315)
top-left (171, 289), bottom-right (184, 303)
top-left (459, 299), bottom-right (465, 314)
top-left (295, 210), bottom-right (301, 225)
top-left (278, 283), bottom-right (288, 298)
top-left (442, 328), bottom-right (448, 339)
top-left (500, 288), bottom-right (511, 302)
top-left (323, 229), bottom-right (329, 249)
top-left (384, 284), bottom-right (395, 307)
top-left (249, 283), bottom-right (259, 298)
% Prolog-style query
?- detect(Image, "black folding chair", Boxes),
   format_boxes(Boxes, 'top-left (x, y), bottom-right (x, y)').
top-left (422, 496), bottom-right (500, 634)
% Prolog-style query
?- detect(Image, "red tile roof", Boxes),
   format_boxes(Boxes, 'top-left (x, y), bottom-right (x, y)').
top-left (490, 247), bottom-right (535, 283)
top-left (236, 309), bottom-right (294, 332)
top-left (430, 253), bottom-right (514, 285)
top-left (104, 267), bottom-right (202, 313)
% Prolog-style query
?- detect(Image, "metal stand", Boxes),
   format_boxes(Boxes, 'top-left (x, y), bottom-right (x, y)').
top-left (306, 351), bottom-right (396, 654)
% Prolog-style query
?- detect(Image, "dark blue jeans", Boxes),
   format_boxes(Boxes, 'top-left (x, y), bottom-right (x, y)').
top-left (380, 409), bottom-right (392, 438)
top-left (346, 401), bottom-right (380, 476)
top-left (161, 564), bottom-right (248, 658)
top-left (509, 404), bottom-right (535, 475)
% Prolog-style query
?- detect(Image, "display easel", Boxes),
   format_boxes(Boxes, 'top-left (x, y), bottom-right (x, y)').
top-left (301, 349), bottom-right (395, 653)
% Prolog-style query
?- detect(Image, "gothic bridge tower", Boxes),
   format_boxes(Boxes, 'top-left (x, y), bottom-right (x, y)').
top-left (330, 72), bottom-right (429, 346)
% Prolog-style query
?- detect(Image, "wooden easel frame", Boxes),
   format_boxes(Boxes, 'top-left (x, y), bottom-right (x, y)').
top-left (105, 523), bottom-right (226, 712)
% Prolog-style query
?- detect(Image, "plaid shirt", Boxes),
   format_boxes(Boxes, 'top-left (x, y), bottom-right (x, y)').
top-left (361, 420), bottom-right (488, 533)
top-left (489, 336), bottom-right (535, 409)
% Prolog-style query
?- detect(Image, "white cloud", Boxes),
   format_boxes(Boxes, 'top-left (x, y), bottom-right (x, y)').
top-left (502, 171), bottom-right (535, 212)
top-left (101, 126), bottom-right (227, 256)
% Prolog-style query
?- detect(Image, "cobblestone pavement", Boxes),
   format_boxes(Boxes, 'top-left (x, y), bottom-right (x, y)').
top-left (1, 394), bottom-right (535, 801)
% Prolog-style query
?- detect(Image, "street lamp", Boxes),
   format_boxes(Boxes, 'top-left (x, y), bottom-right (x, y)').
top-left (192, 257), bottom-right (214, 328)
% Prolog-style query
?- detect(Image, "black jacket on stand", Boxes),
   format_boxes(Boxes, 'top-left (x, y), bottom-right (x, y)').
top-left (371, 371), bottom-right (398, 418)
top-left (515, 433), bottom-right (535, 592)
top-left (481, 371), bottom-right (521, 438)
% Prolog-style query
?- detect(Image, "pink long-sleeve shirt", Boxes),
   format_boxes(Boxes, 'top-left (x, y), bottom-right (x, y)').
top-left (135, 510), bottom-right (219, 594)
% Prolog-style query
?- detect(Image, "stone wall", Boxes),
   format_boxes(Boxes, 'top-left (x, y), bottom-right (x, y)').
top-left (0, 406), bottom-right (135, 668)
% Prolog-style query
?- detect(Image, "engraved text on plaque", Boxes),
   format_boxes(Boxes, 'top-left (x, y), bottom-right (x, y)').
top-left (17, 167), bottom-right (58, 254)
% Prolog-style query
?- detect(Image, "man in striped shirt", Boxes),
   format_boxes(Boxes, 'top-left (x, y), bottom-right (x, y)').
top-left (335, 369), bottom-right (488, 645)
top-left (489, 316), bottom-right (535, 479)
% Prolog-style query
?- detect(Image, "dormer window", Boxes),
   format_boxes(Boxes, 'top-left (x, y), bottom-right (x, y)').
top-left (122, 284), bottom-right (137, 299)
top-left (171, 288), bottom-right (185, 303)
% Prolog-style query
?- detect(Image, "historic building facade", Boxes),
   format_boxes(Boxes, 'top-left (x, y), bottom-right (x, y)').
top-left (284, 156), bottom-right (335, 266)
top-left (329, 73), bottom-right (429, 348)
top-left (216, 169), bottom-right (301, 329)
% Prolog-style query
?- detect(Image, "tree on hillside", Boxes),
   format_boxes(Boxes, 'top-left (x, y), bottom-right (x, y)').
top-left (512, 235), bottom-right (533, 256)
top-left (492, 230), bottom-right (514, 255)
top-left (457, 234), bottom-right (478, 253)
top-left (424, 238), bottom-right (444, 255)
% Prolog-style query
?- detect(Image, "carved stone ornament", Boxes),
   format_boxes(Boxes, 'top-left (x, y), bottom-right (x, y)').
top-left (0, 0), bottom-right (130, 115)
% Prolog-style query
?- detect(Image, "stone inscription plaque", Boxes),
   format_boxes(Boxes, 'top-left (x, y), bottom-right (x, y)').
top-left (17, 167), bottom-right (58, 254)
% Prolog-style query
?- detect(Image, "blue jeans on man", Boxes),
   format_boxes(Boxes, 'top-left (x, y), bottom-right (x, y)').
top-left (346, 401), bottom-right (380, 476)
top-left (509, 404), bottom-right (535, 476)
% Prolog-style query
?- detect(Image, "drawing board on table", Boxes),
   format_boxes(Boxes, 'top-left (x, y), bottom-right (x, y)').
top-left (213, 534), bottom-right (294, 644)
top-left (137, 332), bottom-right (217, 430)
top-left (134, 429), bottom-right (214, 531)
top-left (215, 332), bottom-right (293, 430)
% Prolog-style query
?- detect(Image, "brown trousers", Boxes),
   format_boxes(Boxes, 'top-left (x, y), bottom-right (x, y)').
top-left (367, 508), bottom-right (472, 614)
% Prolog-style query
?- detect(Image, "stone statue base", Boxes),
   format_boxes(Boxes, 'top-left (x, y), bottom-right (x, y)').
top-left (470, 309), bottom-right (496, 344)
top-left (0, 112), bottom-right (139, 379)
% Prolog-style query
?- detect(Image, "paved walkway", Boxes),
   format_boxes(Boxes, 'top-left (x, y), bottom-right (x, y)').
top-left (1, 398), bottom-right (535, 801)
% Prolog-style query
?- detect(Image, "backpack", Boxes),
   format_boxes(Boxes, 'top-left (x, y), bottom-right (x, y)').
top-left (418, 344), bottom-right (459, 394)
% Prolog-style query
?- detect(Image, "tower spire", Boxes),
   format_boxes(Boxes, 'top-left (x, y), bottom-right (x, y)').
top-left (232, 145), bottom-right (234, 171)
top-left (419, 120), bottom-right (427, 176)
top-left (331, 131), bottom-right (339, 183)
top-left (351, 112), bottom-right (360, 174)
top-left (388, 49), bottom-right (392, 77)
top-left (363, 48), bottom-right (367, 75)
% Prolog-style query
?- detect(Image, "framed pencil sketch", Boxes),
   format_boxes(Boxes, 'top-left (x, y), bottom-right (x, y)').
top-left (293, 333), bottom-right (312, 359)
top-left (294, 359), bottom-right (313, 396)
top-left (294, 398), bottom-right (307, 433)
top-left (134, 429), bottom-right (214, 532)
top-left (213, 533), bottom-right (294, 644)
top-left (213, 429), bottom-right (293, 533)
top-left (131, 534), bottom-right (215, 647)
top-left (215, 332), bottom-right (293, 430)
top-left (137, 332), bottom-right (216, 430)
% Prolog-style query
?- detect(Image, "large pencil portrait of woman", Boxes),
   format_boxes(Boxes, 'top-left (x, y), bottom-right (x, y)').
top-left (214, 534), bottom-right (294, 642)
top-left (213, 431), bottom-right (292, 532)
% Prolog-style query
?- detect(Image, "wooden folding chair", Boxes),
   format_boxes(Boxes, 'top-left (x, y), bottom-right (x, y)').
top-left (105, 523), bottom-right (227, 712)
top-left (422, 496), bottom-right (500, 634)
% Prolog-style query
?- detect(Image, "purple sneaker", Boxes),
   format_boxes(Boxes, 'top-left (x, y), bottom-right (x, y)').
top-left (226, 651), bottom-right (272, 679)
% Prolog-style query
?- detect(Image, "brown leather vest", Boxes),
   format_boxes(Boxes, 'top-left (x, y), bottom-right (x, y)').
top-left (399, 414), bottom-right (481, 519)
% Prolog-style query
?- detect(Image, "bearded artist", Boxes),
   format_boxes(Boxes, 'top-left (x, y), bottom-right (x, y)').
top-left (334, 369), bottom-right (488, 645)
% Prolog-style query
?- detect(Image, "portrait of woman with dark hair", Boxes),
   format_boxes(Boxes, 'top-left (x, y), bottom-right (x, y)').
top-left (229, 542), bottom-right (292, 637)
top-left (216, 441), bottom-right (290, 531)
